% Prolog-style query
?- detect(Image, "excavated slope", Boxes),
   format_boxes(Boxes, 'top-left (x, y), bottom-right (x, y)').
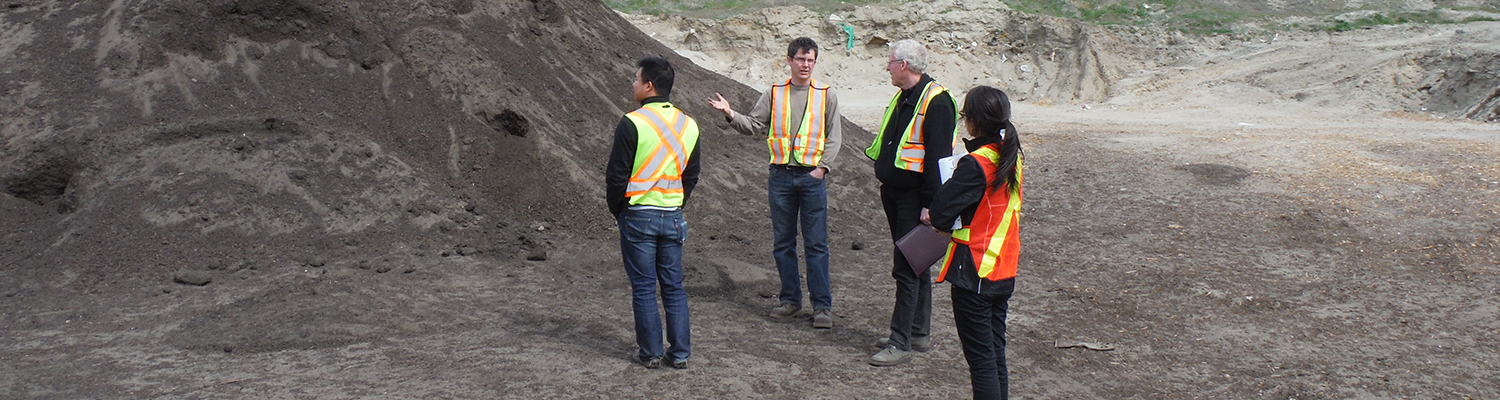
top-left (0, 0), bottom-right (875, 278)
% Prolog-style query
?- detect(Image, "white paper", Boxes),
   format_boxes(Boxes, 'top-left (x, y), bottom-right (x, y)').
top-left (936, 152), bottom-right (966, 230)
top-left (938, 153), bottom-right (965, 183)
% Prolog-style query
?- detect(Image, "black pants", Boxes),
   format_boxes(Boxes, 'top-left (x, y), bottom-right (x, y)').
top-left (880, 185), bottom-right (931, 351)
top-left (952, 278), bottom-right (1015, 400)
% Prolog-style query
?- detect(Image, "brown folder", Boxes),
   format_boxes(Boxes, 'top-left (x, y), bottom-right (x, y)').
top-left (895, 225), bottom-right (951, 275)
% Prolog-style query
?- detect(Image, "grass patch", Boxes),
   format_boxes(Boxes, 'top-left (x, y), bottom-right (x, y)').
top-left (1322, 10), bottom-right (1496, 31)
top-left (1171, 7), bottom-right (1239, 34)
top-left (1001, 0), bottom-right (1242, 34)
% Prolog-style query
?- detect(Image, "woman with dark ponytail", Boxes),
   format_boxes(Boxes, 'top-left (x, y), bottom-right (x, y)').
top-left (927, 86), bottom-right (1024, 399)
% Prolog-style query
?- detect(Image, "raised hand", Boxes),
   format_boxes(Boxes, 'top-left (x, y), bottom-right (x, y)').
top-left (708, 93), bottom-right (734, 118)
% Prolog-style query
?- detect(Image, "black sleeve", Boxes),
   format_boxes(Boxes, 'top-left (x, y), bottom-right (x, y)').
top-left (605, 117), bottom-right (637, 217)
top-left (929, 155), bottom-right (987, 233)
top-left (918, 92), bottom-right (957, 207)
top-left (681, 139), bottom-right (702, 206)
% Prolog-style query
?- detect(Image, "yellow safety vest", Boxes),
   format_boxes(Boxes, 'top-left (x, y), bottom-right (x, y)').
top-left (767, 78), bottom-right (831, 166)
top-left (624, 102), bottom-right (700, 208)
top-left (864, 80), bottom-right (957, 172)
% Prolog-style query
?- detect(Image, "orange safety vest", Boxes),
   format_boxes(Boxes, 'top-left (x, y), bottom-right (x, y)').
top-left (767, 78), bottom-right (831, 166)
top-left (935, 144), bottom-right (1023, 283)
top-left (624, 102), bottom-right (700, 208)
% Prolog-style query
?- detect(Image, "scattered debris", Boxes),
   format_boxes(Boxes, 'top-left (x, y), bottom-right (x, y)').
top-left (526, 249), bottom-right (548, 261)
top-left (1054, 339), bottom-right (1115, 351)
top-left (173, 270), bottom-right (212, 286)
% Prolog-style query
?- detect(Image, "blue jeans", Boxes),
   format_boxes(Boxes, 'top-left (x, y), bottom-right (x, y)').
top-left (768, 165), bottom-right (831, 311)
top-left (617, 208), bottom-right (691, 362)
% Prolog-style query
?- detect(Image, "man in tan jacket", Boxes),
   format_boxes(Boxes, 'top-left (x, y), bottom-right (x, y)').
top-left (709, 37), bottom-right (843, 329)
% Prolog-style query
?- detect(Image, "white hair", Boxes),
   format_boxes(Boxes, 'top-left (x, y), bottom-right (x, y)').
top-left (890, 39), bottom-right (928, 74)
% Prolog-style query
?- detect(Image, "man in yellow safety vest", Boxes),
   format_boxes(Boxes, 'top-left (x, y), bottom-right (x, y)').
top-left (865, 39), bottom-right (958, 367)
top-left (606, 56), bottom-right (702, 370)
top-left (709, 37), bottom-right (843, 330)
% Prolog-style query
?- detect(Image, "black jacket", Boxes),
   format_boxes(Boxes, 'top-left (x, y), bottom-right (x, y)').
top-left (605, 96), bottom-right (702, 216)
top-left (873, 74), bottom-right (956, 207)
top-left (929, 134), bottom-right (1014, 295)
top-left (929, 135), bottom-right (1001, 231)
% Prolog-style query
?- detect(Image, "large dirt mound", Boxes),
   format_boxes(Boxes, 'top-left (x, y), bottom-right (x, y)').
top-left (0, 0), bottom-right (874, 279)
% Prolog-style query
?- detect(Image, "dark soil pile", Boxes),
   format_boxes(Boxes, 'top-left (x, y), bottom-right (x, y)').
top-left (0, 0), bottom-right (875, 282)
top-left (3, 0), bottom-right (884, 394)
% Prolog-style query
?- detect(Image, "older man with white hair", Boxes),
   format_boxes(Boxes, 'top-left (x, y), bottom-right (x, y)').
top-left (864, 39), bottom-right (958, 367)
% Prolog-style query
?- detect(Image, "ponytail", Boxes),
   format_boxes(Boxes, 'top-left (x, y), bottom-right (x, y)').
top-left (961, 87), bottom-right (1023, 193)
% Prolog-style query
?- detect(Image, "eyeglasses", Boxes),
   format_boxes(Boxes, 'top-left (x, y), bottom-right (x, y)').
top-left (791, 56), bottom-right (817, 65)
top-left (886, 59), bottom-right (906, 68)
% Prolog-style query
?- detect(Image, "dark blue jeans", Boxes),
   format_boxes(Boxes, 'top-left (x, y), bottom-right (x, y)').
top-left (617, 208), bottom-right (691, 362)
top-left (768, 165), bottom-right (831, 311)
top-left (952, 278), bottom-right (1015, 400)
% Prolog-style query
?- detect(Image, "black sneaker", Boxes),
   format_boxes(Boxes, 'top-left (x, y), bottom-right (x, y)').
top-left (877, 336), bottom-right (931, 352)
top-left (670, 358), bottom-right (687, 369)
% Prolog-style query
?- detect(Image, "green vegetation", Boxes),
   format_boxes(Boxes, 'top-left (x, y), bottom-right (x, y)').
top-left (1002, 0), bottom-right (1500, 33)
top-left (1326, 10), bottom-right (1500, 31)
top-left (604, 0), bottom-right (1500, 34)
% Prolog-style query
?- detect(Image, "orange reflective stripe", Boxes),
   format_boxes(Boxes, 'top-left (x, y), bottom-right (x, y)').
top-left (893, 81), bottom-right (947, 172)
top-left (934, 241), bottom-right (959, 283)
top-left (626, 106), bottom-right (689, 197)
top-left (767, 79), bottom-right (829, 166)
top-left (798, 85), bottom-right (828, 165)
top-left (769, 84), bottom-right (790, 164)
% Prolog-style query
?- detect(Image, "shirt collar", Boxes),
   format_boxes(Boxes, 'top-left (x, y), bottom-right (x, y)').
top-left (965, 134), bottom-right (1002, 152)
top-left (640, 95), bottom-right (670, 106)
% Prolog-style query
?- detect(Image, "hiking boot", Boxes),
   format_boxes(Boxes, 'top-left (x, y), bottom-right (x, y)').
top-left (877, 336), bottom-right (931, 352)
top-left (812, 309), bottom-right (833, 329)
top-left (638, 356), bottom-right (661, 369)
top-left (670, 358), bottom-right (688, 369)
top-left (769, 303), bottom-right (802, 319)
top-left (869, 346), bottom-right (913, 367)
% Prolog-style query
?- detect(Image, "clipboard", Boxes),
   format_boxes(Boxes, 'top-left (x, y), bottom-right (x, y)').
top-left (895, 225), bottom-right (950, 275)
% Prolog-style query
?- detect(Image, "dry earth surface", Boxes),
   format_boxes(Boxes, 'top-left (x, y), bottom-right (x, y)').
top-left (3, 0), bottom-right (1499, 399)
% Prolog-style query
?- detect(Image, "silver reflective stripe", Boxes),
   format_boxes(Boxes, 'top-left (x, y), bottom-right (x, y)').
top-left (900, 148), bottom-right (926, 159)
top-left (634, 149), bottom-right (668, 181)
top-left (634, 107), bottom-right (688, 173)
top-left (627, 178), bottom-right (682, 192)
top-left (627, 179), bottom-right (677, 192)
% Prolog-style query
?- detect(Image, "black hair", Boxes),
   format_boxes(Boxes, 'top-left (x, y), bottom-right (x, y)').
top-left (637, 56), bottom-right (674, 98)
top-left (961, 86), bottom-right (1023, 192)
top-left (786, 37), bottom-right (818, 59)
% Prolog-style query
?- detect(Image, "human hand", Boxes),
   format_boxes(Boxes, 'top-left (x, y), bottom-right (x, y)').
top-left (708, 93), bottom-right (734, 118)
top-left (920, 208), bottom-right (931, 226)
top-left (810, 167), bottom-right (826, 180)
